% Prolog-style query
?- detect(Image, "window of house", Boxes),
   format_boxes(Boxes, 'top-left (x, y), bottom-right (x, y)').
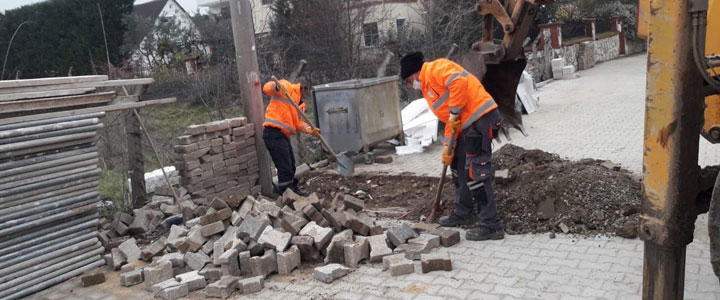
top-left (363, 22), bottom-right (379, 47)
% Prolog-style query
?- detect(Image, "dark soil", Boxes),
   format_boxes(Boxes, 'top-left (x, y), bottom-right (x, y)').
top-left (299, 144), bottom-right (643, 236)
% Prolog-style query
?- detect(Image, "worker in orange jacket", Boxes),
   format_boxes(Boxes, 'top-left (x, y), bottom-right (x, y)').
top-left (400, 51), bottom-right (504, 241)
top-left (262, 78), bottom-right (320, 196)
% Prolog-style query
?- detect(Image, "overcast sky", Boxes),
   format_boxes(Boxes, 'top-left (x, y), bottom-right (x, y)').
top-left (0, 0), bottom-right (201, 14)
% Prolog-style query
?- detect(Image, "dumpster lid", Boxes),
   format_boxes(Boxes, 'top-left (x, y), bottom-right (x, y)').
top-left (313, 76), bottom-right (399, 91)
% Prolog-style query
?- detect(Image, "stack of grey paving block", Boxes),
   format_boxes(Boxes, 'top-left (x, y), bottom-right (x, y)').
top-left (0, 113), bottom-right (106, 299)
top-left (174, 117), bottom-right (260, 205)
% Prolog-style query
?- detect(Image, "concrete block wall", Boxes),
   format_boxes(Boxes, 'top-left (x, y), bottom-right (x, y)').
top-left (174, 117), bottom-right (260, 205)
top-left (593, 34), bottom-right (620, 63)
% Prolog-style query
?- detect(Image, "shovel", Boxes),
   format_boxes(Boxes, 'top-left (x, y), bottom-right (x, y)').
top-left (271, 76), bottom-right (354, 177)
top-left (427, 44), bottom-right (460, 222)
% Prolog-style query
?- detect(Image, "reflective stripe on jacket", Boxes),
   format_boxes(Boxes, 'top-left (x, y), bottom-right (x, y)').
top-left (262, 79), bottom-right (311, 136)
top-left (419, 58), bottom-right (497, 144)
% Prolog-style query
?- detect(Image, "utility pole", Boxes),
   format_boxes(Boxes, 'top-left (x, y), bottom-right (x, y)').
top-left (229, 0), bottom-right (273, 196)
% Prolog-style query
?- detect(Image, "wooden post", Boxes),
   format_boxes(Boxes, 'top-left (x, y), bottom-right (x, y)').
top-left (126, 110), bottom-right (146, 206)
top-left (229, 0), bottom-right (273, 196)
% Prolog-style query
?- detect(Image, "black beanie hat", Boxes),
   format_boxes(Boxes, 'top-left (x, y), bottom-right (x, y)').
top-left (400, 52), bottom-right (424, 80)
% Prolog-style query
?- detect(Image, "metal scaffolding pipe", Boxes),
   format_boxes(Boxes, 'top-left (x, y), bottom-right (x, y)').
top-left (0, 168), bottom-right (100, 198)
top-left (0, 246), bottom-right (102, 284)
top-left (0, 197), bottom-right (97, 231)
top-left (0, 237), bottom-right (98, 276)
top-left (0, 217), bottom-right (97, 255)
top-left (0, 158), bottom-right (98, 185)
top-left (0, 191), bottom-right (97, 223)
top-left (0, 131), bottom-right (96, 153)
top-left (0, 232), bottom-right (97, 271)
top-left (0, 187), bottom-right (96, 215)
top-left (0, 123), bottom-right (103, 145)
top-left (0, 254), bottom-right (103, 298)
top-left (0, 112), bottom-right (104, 131)
top-left (0, 180), bottom-right (97, 209)
top-left (0, 137), bottom-right (97, 160)
top-left (0, 164), bottom-right (98, 191)
top-left (0, 203), bottom-right (96, 237)
top-left (0, 152), bottom-right (97, 180)
top-left (2, 258), bottom-right (104, 300)
top-left (0, 118), bottom-right (99, 139)
top-left (0, 244), bottom-right (101, 289)
top-left (0, 229), bottom-right (94, 268)
top-left (0, 213), bottom-right (97, 246)
top-left (0, 147), bottom-right (96, 171)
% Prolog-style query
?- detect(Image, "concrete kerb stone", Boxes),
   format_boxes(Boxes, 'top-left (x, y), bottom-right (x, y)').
top-left (185, 251), bottom-right (212, 270)
top-left (387, 224), bottom-right (419, 247)
top-left (255, 198), bottom-right (281, 218)
top-left (238, 251), bottom-right (252, 276)
top-left (324, 229), bottom-right (354, 264)
top-left (120, 269), bottom-right (144, 287)
top-left (280, 210), bottom-right (308, 235)
top-left (429, 228), bottom-right (461, 247)
top-left (313, 263), bottom-right (350, 283)
top-left (110, 248), bottom-right (126, 270)
top-left (343, 194), bottom-right (365, 211)
top-left (157, 252), bottom-right (185, 268)
top-left (367, 233), bottom-right (393, 263)
top-left (291, 235), bottom-right (319, 262)
top-left (81, 273), bottom-right (106, 287)
top-left (382, 254), bottom-right (415, 276)
top-left (219, 249), bottom-right (241, 276)
top-left (238, 276), bottom-right (264, 294)
top-left (118, 238), bottom-right (142, 263)
top-left (204, 276), bottom-right (240, 299)
top-left (175, 271), bottom-right (207, 291)
top-left (257, 226), bottom-right (291, 251)
top-left (141, 237), bottom-right (167, 261)
top-left (420, 252), bottom-right (452, 273)
top-left (394, 234), bottom-right (440, 260)
top-left (344, 238), bottom-right (369, 268)
top-left (152, 279), bottom-right (189, 300)
top-left (201, 221), bottom-right (226, 237)
top-left (143, 260), bottom-right (174, 289)
top-left (299, 221), bottom-right (333, 249)
top-left (277, 245), bottom-right (301, 275)
top-left (249, 249), bottom-right (278, 277)
top-left (236, 216), bottom-right (269, 241)
top-left (199, 264), bottom-right (223, 283)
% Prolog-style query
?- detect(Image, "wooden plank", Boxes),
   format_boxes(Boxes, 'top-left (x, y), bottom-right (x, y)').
top-left (110, 95), bottom-right (139, 105)
top-left (0, 92), bottom-right (116, 114)
top-left (0, 78), bottom-right (154, 95)
top-left (0, 88), bottom-right (96, 102)
top-left (0, 76), bottom-right (107, 90)
top-left (0, 97), bottom-right (176, 126)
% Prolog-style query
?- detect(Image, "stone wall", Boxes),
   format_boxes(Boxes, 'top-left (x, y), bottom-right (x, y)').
top-left (174, 117), bottom-right (260, 205)
top-left (524, 33), bottom-right (644, 80)
top-left (594, 34), bottom-right (620, 63)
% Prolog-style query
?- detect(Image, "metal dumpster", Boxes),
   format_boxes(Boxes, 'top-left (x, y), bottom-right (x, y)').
top-left (312, 76), bottom-right (403, 159)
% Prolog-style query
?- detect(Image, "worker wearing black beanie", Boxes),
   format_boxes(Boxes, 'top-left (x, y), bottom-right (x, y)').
top-left (399, 50), bottom-right (504, 242)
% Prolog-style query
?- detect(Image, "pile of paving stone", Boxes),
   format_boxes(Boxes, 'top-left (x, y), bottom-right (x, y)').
top-left (96, 188), bottom-right (459, 299)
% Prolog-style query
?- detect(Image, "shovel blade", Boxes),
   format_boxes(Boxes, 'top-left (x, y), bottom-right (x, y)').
top-left (335, 152), bottom-right (354, 177)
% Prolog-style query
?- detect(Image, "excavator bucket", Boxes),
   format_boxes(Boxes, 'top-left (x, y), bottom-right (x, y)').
top-left (482, 59), bottom-right (528, 139)
top-left (454, 51), bottom-right (528, 140)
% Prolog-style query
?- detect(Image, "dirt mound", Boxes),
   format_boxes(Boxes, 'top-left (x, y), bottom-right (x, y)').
top-left (300, 144), bottom-right (642, 236)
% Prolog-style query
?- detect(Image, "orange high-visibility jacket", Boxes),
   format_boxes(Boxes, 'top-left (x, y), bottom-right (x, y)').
top-left (262, 79), bottom-right (311, 137)
top-left (419, 58), bottom-right (498, 144)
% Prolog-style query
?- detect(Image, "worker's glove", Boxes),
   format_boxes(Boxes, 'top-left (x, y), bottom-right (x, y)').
top-left (448, 113), bottom-right (462, 132)
top-left (307, 127), bottom-right (321, 137)
top-left (441, 147), bottom-right (454, 166)
top-left (274, 82), bottom-right (289, 95)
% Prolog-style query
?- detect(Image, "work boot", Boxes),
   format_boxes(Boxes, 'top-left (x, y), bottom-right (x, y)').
top-left (466, 227), bottom-right (504, 241)
top-left (290, 184), bottom-right (309, 197)
top-left (438, 214), bottom-right (475, 227)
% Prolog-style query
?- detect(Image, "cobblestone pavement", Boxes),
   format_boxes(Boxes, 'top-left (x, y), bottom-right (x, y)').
top-left (26, 54), bottom-right (720, 299)
top-left (355, 54), bottom-right (720, 176)
top-left (29, 227), bottom-right (719, 300)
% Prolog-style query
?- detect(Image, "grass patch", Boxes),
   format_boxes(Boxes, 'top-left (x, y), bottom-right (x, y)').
top-left (98, 169), bottom-right (133, 218)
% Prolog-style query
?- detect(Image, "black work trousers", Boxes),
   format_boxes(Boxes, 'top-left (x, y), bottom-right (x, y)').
top-left (450, 109), bottom-right (503, 230)
top-left (263, 126), bottom-right (296, 194)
